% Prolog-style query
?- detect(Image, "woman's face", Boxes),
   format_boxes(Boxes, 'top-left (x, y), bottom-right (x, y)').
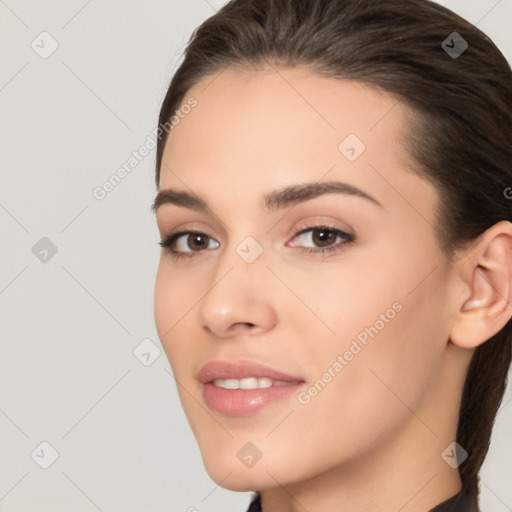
top-left (154, 66), bottom-right (463, 491)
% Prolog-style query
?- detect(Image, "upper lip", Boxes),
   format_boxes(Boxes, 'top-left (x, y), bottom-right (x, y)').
top-left (197, 360), bottom-right (304, 383)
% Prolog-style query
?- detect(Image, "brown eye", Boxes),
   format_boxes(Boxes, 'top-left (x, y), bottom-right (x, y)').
top-left (289, 225), bottom-right (356, 257)
top-left (292, 226), bottom-right (353, 249)
top-left (187, 233), bottom-right (211, 251)
top-left (159, 231), bottom-right (220, 259)
top-left (311, 228), bottom-right (338, 247)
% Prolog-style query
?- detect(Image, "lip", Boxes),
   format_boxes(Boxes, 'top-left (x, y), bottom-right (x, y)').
top-left (198, 360), bottom-right (306, 417)
top-left (197, 359), bottom-right (304, 383)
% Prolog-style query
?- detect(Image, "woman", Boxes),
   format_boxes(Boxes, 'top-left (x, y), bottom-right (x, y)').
top-left (152, 0), bottom-right (512, 510)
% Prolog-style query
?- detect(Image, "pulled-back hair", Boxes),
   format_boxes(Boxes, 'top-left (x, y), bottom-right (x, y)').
top-left (155, 0), bottom-right (512, 496)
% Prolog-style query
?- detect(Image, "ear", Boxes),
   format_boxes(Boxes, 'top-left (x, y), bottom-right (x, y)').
top-left (450, 221), bottom-right (512, 349)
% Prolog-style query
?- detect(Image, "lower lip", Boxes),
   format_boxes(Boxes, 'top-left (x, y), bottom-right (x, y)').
top-left (202, 381), bottom-right (304, 416)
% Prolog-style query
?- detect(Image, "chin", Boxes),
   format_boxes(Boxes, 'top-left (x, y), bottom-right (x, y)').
top-left (203, 462), bottom-right (267, 492)
top-left (200, 445), bottom-right (294, 491)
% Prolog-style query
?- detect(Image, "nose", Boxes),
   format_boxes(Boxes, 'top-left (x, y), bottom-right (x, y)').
top-left (197, 254), bottom-right (278, 339)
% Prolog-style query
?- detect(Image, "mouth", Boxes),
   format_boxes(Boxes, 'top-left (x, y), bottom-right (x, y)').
top-left (211, 377), bottom-right (301, 389)
top-left (197, 360), bottom-right (306, 416)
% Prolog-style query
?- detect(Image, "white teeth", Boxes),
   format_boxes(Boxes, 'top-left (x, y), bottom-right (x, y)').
top-left (239, 377), bottom-right (258, 389)
top-left (224, 379), bottom-right (239, 389)
top-left (212, 377), bottom-right (290, 389)
top-left (257, 378), bottom-right (273, 388)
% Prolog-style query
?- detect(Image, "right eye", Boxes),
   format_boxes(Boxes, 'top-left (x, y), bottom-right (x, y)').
top-left (159, 231), bottom-right (220, 259)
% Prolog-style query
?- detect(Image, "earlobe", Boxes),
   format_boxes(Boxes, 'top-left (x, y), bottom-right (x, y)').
top-left (450, 222), bottom-right (512, 350)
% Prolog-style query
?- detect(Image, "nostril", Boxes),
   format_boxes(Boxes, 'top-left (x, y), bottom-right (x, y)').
top-left (233, 322), bottom-right (256, 330)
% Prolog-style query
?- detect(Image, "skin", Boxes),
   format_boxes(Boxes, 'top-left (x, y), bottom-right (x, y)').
top-left (153, 65), bottom-right (512, 512)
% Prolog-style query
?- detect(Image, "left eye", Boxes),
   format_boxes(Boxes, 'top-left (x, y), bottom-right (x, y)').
top-left (289, 226), bottom-right (354, 252)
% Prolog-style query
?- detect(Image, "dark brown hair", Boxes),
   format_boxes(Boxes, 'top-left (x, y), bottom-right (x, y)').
top-left (155, 0), bottom-right (512, 497)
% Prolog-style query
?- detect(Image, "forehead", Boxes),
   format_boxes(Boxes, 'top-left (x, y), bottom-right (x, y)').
top-left (168, 65), bottom-right (407, 145)
top-left (159, 65), bottom-right (437, 223)
top-left (163, 65), bottom-right (411, 170)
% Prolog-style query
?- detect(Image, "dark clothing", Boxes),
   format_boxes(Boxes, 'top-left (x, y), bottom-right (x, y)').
top-left (245, 486), bottom-right (479, 511)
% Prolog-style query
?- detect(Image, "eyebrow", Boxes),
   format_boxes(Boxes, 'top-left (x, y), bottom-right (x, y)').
top-left (151, 181), bottom-right (383, 214)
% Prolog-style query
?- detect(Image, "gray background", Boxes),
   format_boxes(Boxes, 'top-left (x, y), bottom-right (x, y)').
top-left (1, 1), bottom-right (511, 511)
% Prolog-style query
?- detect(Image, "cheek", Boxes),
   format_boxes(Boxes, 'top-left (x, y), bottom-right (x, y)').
top-left (154, 262), bottom-right (175, 344)
top-left (284, 242), bottom-right (449, 424)
top-left (154, 260), bottom-right (196, 369)
top-left (302, 287), bottom-right (446, 458)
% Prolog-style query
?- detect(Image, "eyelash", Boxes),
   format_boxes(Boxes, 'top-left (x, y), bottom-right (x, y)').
top-left (158, 224), bottom-right (355, 261)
